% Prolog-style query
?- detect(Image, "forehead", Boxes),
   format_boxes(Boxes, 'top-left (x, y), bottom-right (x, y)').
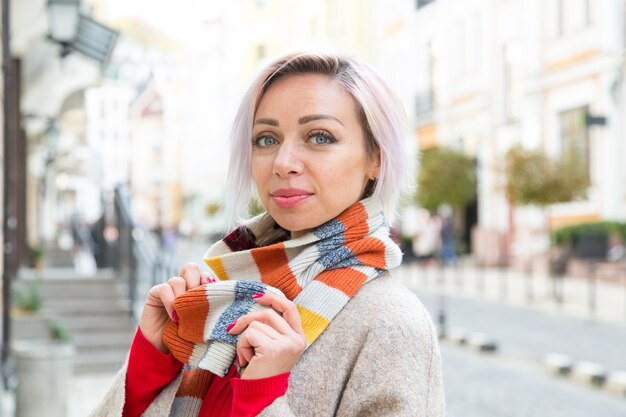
top-left (256, 73), bottom-right (358, 118)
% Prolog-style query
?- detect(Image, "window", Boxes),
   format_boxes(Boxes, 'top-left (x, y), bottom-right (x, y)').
top-left (559, 106), bottom-right (590, 175)
top-left (427, 39), bottom-right (439, 107)
top-left (503, 41), bottom-right (521, 122)
top-left (584, 0), bottom-right (591, 26)
top-left (416, 38), bottom-right (440, 115)
top-left (557, 0), bottom-right (591, 36)
top-left (256, 45), bottom-right (266, 61)
top-left (454, 20), bottom-right (466, 78)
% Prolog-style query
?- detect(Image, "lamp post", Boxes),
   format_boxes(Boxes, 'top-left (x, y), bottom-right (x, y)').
top-left (2, 0), bottom-right (27, 384)
top-left (47, 0), bottom-right (80, 57)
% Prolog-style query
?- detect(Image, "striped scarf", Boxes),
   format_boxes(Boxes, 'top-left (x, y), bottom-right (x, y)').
top-left (161, 197), bottom-right (402, 416)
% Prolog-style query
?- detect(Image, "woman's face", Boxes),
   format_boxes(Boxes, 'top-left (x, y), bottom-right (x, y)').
top-left (251, 73), bottom-right (379, 238)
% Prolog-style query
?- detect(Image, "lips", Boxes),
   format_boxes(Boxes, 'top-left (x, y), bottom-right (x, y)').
top-left (271, 188), bottom-right (313, 209)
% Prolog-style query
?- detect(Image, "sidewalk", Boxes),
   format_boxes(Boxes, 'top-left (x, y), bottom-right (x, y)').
top-left (69, 371), bottom-right (119, 417)
top-left (1, 366), bottom-right (119, 417)
top-left (395, 260), bottom-right (626, 324)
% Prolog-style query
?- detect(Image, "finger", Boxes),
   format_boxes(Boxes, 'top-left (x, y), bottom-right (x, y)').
top-left (236, 328), bottom-right (274, 366)
top-left (145, 284), bottom-right (166, 307)
top-left (245, 320), bottom-right (283, 340)
top-left (167, 276), bottom-right (188, 297)
top-left (238, 347), bottom-right (254, 368)
top-left (178, 263), bottom-right (202, 288)
top-left (238, 327), bottom-right (275, 349)
top-left (145, 283), bottom-right (177, 320)
top-left (228, 309), bottom-right (292, 335)
top-left (251, 292), bottom-right (304, 334)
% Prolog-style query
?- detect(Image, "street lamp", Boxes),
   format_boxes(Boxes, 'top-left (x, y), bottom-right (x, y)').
top-left (47, 0), bottom-right (80, 57)
top-left (48, 0), bottom-right (119, 64)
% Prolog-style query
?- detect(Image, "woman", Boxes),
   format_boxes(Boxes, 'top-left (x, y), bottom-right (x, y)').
top-left (91, 52), bottom-right (444, 417)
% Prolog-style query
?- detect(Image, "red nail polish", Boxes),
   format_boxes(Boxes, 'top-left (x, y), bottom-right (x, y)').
top-left (252, 293), bottom-right (264, 299)
top-left (226, 321), bottom-right (236, 332)
top-left (172, 310), bottom-right (179, 324)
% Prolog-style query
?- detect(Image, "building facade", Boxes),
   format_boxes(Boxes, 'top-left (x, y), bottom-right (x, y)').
top-left (405, 0), bottom-right (626, 264)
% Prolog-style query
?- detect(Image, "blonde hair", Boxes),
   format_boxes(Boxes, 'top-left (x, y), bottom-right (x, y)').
top-left (225, 52), bottom-right (411, 226)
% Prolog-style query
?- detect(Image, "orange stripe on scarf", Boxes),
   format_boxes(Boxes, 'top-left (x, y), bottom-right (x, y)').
top-left (162, 321), bottom-right (196, 363)
top-left (252, 243), bottom-right (302, 300)
top-left (174, 286), bottom-right (210, 343)
top-left (314, 268), bottom-right (368, 298)
top-left (348, 237), bottom-right (388, 269)
top-left (338, 203), bottom-right (370, 242)
top-left (177, 369), bottom-right (214, 398)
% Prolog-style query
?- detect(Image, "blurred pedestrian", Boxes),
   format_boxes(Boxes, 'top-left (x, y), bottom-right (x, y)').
top-left (91, 52), bottom-right (444, 417)
top-left (607, 232), bottom-right (625, 262)
top-left (438, 204), bottom-right (457, 266)
top-left (412, 208), bottom-right (442, 265)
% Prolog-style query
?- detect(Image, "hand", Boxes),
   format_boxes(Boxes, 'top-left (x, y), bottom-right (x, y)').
top-left (228, 292), bottom-right (307, 380)
top-left (140, 263), bottom-right (215, 353)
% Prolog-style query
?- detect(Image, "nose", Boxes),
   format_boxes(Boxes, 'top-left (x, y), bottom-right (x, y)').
top-left (272, 139), bottom-right (303, 177)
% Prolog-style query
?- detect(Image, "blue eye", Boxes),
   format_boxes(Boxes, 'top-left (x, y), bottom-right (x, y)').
top-left (309, 131), bottom-right (336, 145)
top-left (254, 136), bottom-right (277, 147)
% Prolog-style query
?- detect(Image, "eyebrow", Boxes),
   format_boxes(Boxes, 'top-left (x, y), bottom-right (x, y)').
top-left (299, 114), bottom-right (344, 126)
top-left (253, 114), bottom-right (344, 126)
top-left (254, 118), bottom-right (279, 126)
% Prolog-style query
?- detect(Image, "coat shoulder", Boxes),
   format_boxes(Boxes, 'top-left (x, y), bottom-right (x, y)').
top-left (347, 271), bottom-right (436, 336)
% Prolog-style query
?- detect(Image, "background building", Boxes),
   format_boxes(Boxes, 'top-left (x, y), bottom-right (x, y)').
top-left (407, 0), bottom-right (626, 266)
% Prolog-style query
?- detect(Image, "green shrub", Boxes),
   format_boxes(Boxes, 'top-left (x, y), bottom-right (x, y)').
top-left (12, 280), bottom-right (43, 312)
top-left (552, 222), bottom-right (626, 247)
top-left (49, 320), bottom-right (72, 342)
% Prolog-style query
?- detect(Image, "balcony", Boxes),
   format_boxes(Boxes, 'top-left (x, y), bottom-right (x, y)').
top-left (416, 0), bottom-right (436, 9)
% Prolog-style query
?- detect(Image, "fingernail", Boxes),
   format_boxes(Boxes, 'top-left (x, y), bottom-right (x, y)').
top-left (226, 321), bottom-right (236, 332)
top-left (172, 310), bottom-right (179, 324)
top-left (252, 293), bottom-right (264, 299)
top-left (204, 276), bottom-right (216, 284)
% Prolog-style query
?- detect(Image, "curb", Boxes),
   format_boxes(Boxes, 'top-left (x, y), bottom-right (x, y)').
top-left (571, 361), bottom-right (607, 387)
top-left (543, 353), bottom-right (573, 376)
top-left (541, 353), bottom-right (626, 398)
top-left (466, 332), bottom-right (498, 353)
top-left (441, 327), bottom-right (498, 353)
top-left (606, 372), bottom-right (626, 397)
top-left (442, 329), bottom-right (624, 399)
top-left (447, 327), bottom-right (468, 345)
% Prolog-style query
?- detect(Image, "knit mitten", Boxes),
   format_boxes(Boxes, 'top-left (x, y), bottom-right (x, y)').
top-left (162, 280), bottom-right (285, 376)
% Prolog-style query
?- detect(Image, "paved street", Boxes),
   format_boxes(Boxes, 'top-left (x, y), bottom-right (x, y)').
top-left (399, 262), bottom-right (626, 416)
top-left (417, 290), bottom-right (626, 371)
top-left (441, 343), bottom-right (626, 417)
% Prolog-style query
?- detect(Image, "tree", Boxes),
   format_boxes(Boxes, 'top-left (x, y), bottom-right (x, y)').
top-left (503, 144), bottom-right (589, 261)
top-left (504, 145), bottom-right (588, 207)
top-left (415, 147), bottom-right (477, 212)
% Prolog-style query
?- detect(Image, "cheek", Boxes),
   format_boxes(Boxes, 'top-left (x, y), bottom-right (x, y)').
top-left (251, 157), bottom-right (267, 183)
top-left (320, 156), bottom-right (369, 192)
top-left (251, 167), bottom-right (266, 199)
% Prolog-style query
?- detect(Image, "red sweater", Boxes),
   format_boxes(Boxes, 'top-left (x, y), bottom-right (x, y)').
top-left (123, 328), bottom-right (289, 417)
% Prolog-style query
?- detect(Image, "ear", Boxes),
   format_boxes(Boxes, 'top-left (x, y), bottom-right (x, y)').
top-left (367, 147), bottom-right (381, 180)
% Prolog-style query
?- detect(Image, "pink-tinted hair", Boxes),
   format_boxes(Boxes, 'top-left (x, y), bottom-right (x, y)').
top-left (225, 52), bottom-right (412, 226)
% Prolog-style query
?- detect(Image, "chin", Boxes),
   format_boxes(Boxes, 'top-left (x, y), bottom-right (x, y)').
top-left (273, 217), bottom-right (313, 236)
